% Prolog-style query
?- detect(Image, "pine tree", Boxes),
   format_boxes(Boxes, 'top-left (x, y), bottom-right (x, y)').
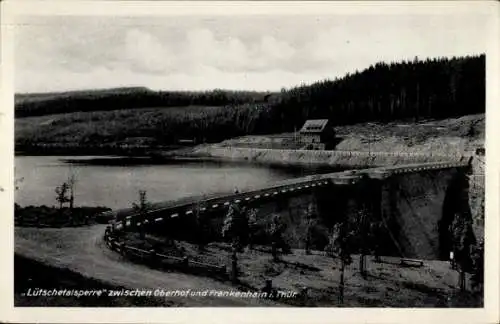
top-left (325, 222), bottom-right (355, 305)
top-left (450, 213), bottom-right (473, 291)
top-left (222, 202), bottom-right (249, 251)
top-left (222, 202), bottom-right (249, 282)
top-left (194, 203), bottom-right (209, 252)
top-left (470, 240), bottom-right (484, 293)
top-left (304, 202), bottom-right (317, 255)
top-left (369, 220), bottom-right (384, 263)
top-left (355, 206), bottom-right (370, 278)
top-left (269, 214), bottom-right (287, 261)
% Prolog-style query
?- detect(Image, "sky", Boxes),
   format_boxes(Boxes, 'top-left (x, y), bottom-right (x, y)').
top-left (14, 12), bottom-right (490, 93)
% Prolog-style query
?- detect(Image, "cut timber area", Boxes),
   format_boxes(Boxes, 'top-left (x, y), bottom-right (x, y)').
top-left (216, 114), bottom-right (484, 156)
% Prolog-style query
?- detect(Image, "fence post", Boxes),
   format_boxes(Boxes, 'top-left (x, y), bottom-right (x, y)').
top-left (115, 242), bottom-right (124, 255)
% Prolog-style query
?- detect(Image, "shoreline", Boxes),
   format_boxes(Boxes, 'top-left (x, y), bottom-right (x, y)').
top-left (15, 144), bottom-right (474, 169)
top-left (176, 145), bottom-right (472, 168)
top-left (16, 153), bottom-right (357, 170)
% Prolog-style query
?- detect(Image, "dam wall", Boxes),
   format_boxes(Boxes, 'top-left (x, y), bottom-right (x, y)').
top-left (379, 168), bottom-right (471, 260)
top-left (191, 146), bottom-right (469, 168)
top-left (112, 161), bottom-right (473, 260)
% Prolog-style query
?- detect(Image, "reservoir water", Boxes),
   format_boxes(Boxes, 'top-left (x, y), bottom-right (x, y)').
top-left (15, 156), bottom-right (344, 210)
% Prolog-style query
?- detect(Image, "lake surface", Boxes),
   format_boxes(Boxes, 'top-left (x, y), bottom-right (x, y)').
top-left (15, 156), bottom-right (344, 210)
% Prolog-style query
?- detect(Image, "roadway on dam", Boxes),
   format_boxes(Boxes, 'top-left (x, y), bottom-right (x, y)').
top-left (113, 159), bottom-right (470, 226)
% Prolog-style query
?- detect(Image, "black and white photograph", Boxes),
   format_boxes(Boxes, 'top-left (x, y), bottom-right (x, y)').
top-left (2, 1), bottom-right (499, 322)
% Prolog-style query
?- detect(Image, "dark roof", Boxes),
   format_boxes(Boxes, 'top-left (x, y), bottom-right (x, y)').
top-left (299, 119), bottom-right (330, 133)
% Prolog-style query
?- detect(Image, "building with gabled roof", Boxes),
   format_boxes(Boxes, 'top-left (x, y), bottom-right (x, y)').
top-left (298, 119), bottom-right (335, 150)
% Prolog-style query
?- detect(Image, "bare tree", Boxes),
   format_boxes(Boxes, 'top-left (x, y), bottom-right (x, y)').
top-left (55, 181), bottom-right (71, 226)
top-left (67, 173), bottom-right (77, 211)
top-left (55, 182), bottom-right (70, 211)
top-left (67, 173), bottom-right (77, 224)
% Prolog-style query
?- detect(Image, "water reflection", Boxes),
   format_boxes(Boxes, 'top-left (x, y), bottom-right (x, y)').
top-left (15, 156), bottom-right (348, 209)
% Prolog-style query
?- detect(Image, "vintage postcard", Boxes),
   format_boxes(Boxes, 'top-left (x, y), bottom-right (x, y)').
top-left (1, 1), bottom-right (498, 323)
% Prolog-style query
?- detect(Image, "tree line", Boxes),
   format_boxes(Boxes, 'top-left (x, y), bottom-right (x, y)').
top-left (15, 103), bottom-right (273, 148)
top-left (15, 87), bottom-right (271, 118)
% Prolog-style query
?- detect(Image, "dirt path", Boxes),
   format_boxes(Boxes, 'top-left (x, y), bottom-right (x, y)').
top-left (15, 225), bottom-right (281, 306)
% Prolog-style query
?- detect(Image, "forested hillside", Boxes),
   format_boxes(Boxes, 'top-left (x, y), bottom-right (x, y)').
top-left (270, 55), bottom-right (485, 132)
top-left (15, 55), bottom-right (485, 148)
top-left (15, 88), bottom-right (271, 118)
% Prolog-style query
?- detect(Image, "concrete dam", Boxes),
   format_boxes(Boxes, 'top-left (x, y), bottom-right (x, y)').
top-left (111, 159), bottom-right (474, 261)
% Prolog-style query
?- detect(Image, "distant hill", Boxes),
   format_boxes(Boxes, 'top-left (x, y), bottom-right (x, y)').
top-left (15, 87), bottom-right (273, 118)
top-left (15, 87), bottom-right (152, 103)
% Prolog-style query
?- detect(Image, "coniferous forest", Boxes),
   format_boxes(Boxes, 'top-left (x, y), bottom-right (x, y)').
top-left (269, 55), bottom-right (485, 132)
top-left (15, 55), bottom-right (485, 147)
